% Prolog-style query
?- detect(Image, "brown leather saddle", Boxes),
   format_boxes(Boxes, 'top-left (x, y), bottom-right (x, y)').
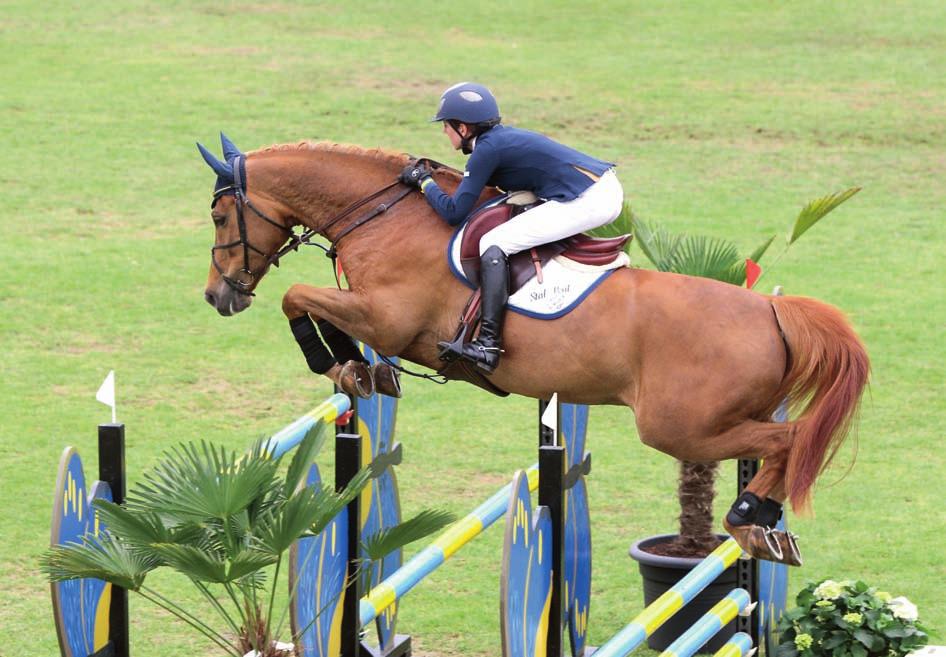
top-left (440, 192), bottom-right (632, 396)
top-left (458, 191), bottom-right (631, 292)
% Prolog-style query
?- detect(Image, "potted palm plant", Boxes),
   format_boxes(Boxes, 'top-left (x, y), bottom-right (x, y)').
top-left (593, 188), bottom-right (861, 652)
top-left (40, 422), bottom-right (453, 657)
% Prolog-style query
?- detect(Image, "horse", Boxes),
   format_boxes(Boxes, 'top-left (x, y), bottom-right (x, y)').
top-left (198, 134), bottom-right (870, 566)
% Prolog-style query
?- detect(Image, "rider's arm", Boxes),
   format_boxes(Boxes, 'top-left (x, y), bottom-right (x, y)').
top-left (420, 141), bottom-right (500, 226)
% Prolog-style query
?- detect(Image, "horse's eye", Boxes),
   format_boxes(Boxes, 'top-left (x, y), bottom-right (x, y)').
top-left (212, 213), bottom-right (227, 227)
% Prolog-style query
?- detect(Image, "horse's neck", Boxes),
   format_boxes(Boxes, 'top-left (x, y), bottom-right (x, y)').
top-left (254, 149), bottom-right (453, 287)
top-left (250, 150), bottom-right (396, 226)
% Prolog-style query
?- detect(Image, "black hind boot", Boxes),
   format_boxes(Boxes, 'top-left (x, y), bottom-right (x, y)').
top-left (459, 246), bottom-right (508, 373)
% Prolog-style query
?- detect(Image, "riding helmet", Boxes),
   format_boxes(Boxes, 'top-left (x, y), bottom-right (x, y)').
top-left (431, 82), bottom-right (501, 125)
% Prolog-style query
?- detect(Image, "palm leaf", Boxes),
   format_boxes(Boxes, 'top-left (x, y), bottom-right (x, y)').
top-left (747, 234), bottom-right (776, 263)
top-left (91, 500), bottom-right (176, 546)
top-left (40, 534), bottom-right (154, 590)
top-left (299, 468), bottom-right (374, 540)
top-left (361, 509), bottom-right (456, 562)
top-left (255, 486), bottom-right (335, 556)
top-left (669, 234), bottom-right (743, 284)
top-left (632, 215), bottom-right (682, 271)
top-left (151, 543), bottom-right (230, 583)
top-left (788, 187), bottom-right (861, 244)
top-left (283, 423), bottom-right (328, 497)
top-left (585, 200), bottom-right (634, 248)
top-left (227, 549), bottom-right (278, 581)
top-left (126, 441), bottom-right (279, 523)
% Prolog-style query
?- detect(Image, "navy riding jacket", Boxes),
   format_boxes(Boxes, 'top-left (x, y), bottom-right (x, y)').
top-left (422, 125), bottom-right (614, 226)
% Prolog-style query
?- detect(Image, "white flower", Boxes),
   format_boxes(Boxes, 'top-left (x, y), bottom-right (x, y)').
top-left (814, 580), bottom-right (845, 600)
top-left (888, 596), bottom-right (918, 622)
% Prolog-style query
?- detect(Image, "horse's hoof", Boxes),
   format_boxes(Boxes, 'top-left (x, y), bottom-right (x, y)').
top-left (338, 361), bottom-right (374, 399)
top-left (725, 521), bottom-right (803, 567)
top-left (370, 362), bottom-right (402, 398)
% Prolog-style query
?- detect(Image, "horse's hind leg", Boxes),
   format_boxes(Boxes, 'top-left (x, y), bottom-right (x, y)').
top-left (643, 417), bottom-right (801, 565)
top-left (724, 448), bottom-right (801, 566)
top-left (690, 419), bottom-right (802, 566)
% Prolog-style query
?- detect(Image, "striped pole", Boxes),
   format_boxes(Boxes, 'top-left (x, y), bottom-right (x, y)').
top-left (264, 393), bottom-right (351, 458)
top-left (593, 538), bottom-right (745, 657)
top-left (359, 466), bottom-right (540, 627)
top-left (658, 589), bottom-right (752, 657)
top-left (712, 632), bottom-right (755, 657)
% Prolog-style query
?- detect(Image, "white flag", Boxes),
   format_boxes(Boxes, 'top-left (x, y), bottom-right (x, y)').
top-left (540, 392), bottom-right (559, 438)
top-left (96, 370), bottom-right (116, 423)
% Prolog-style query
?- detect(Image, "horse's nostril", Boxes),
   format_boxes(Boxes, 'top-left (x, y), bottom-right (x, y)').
top-left (205, 291), bottom-right (217, 307)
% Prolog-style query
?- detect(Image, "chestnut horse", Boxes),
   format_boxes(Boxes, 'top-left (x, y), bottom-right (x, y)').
top-left (198, 135), bottom-right (869, 565)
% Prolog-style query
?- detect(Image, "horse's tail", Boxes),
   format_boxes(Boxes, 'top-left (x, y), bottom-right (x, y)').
top-left (772, 295), bottom-right (870, 515)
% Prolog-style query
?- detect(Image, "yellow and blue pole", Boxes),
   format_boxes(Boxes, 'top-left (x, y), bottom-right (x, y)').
top-left (657, 588), bottom-right (751, 657)
top-left (712, 632), bottom-right (755, 657)
top-left (264, 393), bottom-right (351, 458)
top-left (593, 538), bottom-right (744, 657)
top-left (359, 466), bottom-right (540, 627)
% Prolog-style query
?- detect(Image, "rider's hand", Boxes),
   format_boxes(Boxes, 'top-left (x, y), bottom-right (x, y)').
top-left (399, 162), bottom-right (432, 188)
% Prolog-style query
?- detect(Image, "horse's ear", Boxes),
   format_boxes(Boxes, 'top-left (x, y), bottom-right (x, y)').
top-left (197, 142), bottom-right (233, 181)
top-left (220, 132), bottom-right (244, 162)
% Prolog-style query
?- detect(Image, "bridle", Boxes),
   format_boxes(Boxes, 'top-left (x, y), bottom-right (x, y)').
top-left (208, 154), bottom-right (451, 386)
top-left (210, 154), bottom-right (415, 296)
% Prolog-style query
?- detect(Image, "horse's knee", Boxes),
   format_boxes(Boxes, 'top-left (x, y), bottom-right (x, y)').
top-left (282, 284), bottom-right (311, 317)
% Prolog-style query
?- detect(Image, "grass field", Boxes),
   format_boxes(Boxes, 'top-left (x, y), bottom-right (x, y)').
top-left (2, 2), bottom-right (943, 656)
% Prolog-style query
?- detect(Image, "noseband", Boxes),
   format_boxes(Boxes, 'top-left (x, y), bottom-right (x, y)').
top-left (210, 154), bottom-right (416, 296)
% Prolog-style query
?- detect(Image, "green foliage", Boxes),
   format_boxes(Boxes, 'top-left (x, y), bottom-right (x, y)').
top-left (40, 422), bottom-right (453, 656)
top-left (586, 200), bottom-right (635, 245)
top-left (6, 3), bottom-right (945, 655)
top-left (40, 533), bottom-right (155, 591)
top-left (632, 214), bottom-right (774, 285)
top-left (776, 580), bottom-right (929, 657)
top-left (362, 509), bottom-right (456, 562)
top-left (790, 188), bottom-right (862, 245)
top-left (631, 188), bottom-right (858, 287)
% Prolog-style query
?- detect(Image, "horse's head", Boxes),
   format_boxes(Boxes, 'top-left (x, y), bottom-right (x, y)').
top-left (197, 133), bottom-right (294, 316)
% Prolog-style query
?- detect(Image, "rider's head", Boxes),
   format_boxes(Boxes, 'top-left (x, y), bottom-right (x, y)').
top-left (431, 82), bottom-right (501, 154)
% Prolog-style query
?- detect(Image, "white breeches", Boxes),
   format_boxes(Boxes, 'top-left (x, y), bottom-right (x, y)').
top-left (479, 169), bottom-right (624, 256)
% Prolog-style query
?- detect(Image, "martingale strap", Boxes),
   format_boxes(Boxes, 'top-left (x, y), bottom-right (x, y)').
top-left (326, 185), bottom-right (414, 259)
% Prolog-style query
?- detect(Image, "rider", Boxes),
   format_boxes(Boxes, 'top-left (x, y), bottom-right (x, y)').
top-left (400, 82), bottom-right (623, 374)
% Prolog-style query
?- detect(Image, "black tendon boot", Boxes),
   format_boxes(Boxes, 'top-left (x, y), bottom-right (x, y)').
top-left (460, 246), bottom-right (508, 373)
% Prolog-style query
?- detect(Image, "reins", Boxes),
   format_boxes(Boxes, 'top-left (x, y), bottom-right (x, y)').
top-left (211, 155), bottom-right (418, 295)
top-left (208, 153), bottom-right (450, 386)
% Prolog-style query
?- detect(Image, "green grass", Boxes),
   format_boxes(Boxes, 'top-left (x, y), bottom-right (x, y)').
top-left (2, 1), bottom-right (943, 656)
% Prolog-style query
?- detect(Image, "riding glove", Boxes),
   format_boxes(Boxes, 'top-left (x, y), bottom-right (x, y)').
top-left (399, 162), bottom-right (432, 188)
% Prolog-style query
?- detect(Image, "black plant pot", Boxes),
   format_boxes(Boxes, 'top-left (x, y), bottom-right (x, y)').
top-left (629, 534), bottom-right (738, 654)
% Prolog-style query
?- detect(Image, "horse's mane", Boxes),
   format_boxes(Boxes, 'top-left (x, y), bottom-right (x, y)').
top-left (247, 141), bottom-right (408, 167)
top-left (247, 141), bottom-right (463, 181)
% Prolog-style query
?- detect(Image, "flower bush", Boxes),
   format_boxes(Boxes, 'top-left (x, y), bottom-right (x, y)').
top-left (776, 580), bottom-right (930, 657)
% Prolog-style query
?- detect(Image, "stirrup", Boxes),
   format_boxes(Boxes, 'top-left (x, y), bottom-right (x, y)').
top-left (459, 342), bottom-right (503, 374)
top-left (438, 337), bottom-right (465, 362)
top-left (437, 324), bottom-right (469, 362)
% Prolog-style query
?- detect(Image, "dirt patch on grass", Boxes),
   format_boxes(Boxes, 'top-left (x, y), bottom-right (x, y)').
top-left (341, 69), bottom-right (448, 100)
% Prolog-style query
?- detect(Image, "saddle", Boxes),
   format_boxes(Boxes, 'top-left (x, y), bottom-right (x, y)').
top-left (441, 192), bottom-right (632, 397)
top-left (459, 191), bottom-right (631, 293)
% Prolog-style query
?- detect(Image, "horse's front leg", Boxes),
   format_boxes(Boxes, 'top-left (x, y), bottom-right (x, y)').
top-left (281, 283), bottom-right (401, 399)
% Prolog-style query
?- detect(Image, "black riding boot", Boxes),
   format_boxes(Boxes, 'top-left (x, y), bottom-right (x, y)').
top-left (461, 246), bottom-right (508, 373)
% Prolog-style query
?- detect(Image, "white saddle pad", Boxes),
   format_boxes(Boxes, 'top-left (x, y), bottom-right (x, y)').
top-left (447, 226), bottom-right (630, 319)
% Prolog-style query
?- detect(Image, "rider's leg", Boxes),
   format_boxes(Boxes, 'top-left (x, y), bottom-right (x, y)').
top-left (476, 169), bottom-right (624, 254)
top-left (457, 245), bottom-right (509, 373)
top-left (451, 170), bottom-right (623, 373)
